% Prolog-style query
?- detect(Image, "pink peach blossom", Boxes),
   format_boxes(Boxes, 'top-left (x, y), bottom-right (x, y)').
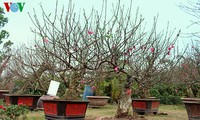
top-left (171, 44), bottom-right (175, 48)
top-left (92, 86), bottom-right (95, 90)
top-left (114, 66), bottom-right (119, 72)
top-left (112, 45), bottom-right (116, 49)
top-left (124, 52), bottom-right (128, 56)
top-left (81, 80), bottom-right (85, 84)
top-left (87, 30), bottom-right (94, 35)
top-left (43, 38), bottom-right (49, 43)
top-left (126, 89), bottom-right (131, 95)
top-left (150, 47), bottom-right (155, 53)
top-left (167, 51), bottom-right (170, 55)
top-left (128, 48), bottom-right (133, 52)
top-left (168, 47), bottom-right (171, 51)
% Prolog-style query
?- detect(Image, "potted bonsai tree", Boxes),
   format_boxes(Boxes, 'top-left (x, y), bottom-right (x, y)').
top-left (5, 0), bottom-right (185, 119)
top-left (7, 42), bottom-right (90, 118)
top-left (177, 1), bottom-right (200, 119)
top-left (7, 46), bottom-right (90, 119)
top-left (175, 43), bottom-right (200, 119)
top-left (129, 37), bottom-right (184, 115)
top-left (0, 7), bottom-right (40, 111)
top-left (3, 59), bottom-right (45, 110)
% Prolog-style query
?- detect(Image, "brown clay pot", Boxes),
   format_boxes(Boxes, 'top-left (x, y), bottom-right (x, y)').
top-left (181, 98), bottom-right (200, 120)
top-left (87, 96), bottom-right (110, 107)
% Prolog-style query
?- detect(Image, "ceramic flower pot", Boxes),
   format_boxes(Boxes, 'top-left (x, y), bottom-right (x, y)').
top-left (87, 96), bottom-right (110, 108)
top-left (42, 99), bottom-right (89, 120)
top-left (181, 98), bottom-right (200, 120)
top-left (3, 94), bottom-right (41, 110)
top-left (132, 98), bottom-right (160, 115)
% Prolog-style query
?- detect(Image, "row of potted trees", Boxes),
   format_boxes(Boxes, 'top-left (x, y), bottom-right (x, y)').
top-left (0, 1), bottom-right (199, 120)
top-left (1, 87), bottom-right (200, 119)
top-left (0, 89), bottom-right (155, 119)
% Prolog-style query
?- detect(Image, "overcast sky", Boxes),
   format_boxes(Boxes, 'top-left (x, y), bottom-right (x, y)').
top-left (1, 0), bottom-right (197, 49)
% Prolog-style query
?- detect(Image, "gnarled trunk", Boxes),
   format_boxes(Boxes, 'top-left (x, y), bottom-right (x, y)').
top-left (116, 88), bottom-right (132, 118)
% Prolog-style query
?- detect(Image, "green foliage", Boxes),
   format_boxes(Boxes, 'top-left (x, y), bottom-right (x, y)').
top-left (191, 84), bottom-right (200, 97)
top-left (0, 99), bottom-right (29, 120)
top-left (95, 80), bottom-right (110, 96)
top-left (111, 77), bottom-right (121, 103)
top-left (0, 7), bottom-right (13, 69)
top-left (150, 84), bottom-right (187, 105)
top-left (131, 83), bottom-right (200, 105)
top-left (0, 7), bottom-right (9, 44)
top-left (2, 40), bottom-right (13, 53)
top-left (131, 83), bottom-right (139, 98)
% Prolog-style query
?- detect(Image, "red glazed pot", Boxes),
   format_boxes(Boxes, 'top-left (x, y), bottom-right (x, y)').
top-left (132, 98), bottom-right (160, 115)
top-left (42, 99), bottom-right (89, 120)
top-left (3, 94), bottom-right (41, 110)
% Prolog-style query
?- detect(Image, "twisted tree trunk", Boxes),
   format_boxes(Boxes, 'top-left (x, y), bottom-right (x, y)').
top-left (116, 76), bottom-right (132, 118)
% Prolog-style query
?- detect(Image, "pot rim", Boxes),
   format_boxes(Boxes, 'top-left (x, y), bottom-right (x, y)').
top-left (3, 94), bottom-right (41, 97)
top-left (132, 98), bottom-right (160, 101)
top-left (181, 98), bottom-right (200, 104)
top-left (42, 99), bottom-right (89, 103)
top-left (86, 96), bottom-right (110, 99)
top-left (0, 90), bottom-right (10, 92)
top-left (181, 98), bottom-right (200, 101)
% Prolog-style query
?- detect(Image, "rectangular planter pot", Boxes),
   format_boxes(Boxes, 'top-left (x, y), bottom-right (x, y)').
top-left (42, 99), bottom-right (89, 120)
top-left (0, 90), bottom-right (10, 101)
top-left (3, 94), bottom-right (41, 110)
top-left (132, 98), bottom-right (160, 115)
top-left (181, 98), bottom-right (200, 120)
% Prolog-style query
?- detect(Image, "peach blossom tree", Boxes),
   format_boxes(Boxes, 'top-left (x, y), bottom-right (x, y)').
top-left (8, 0), bottom-right (185, 117)
top-left (175, 43), bottom-right (200, 97)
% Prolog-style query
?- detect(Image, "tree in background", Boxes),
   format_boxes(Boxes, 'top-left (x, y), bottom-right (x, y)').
top-left (0, 7), bottom-right (13, 88)
top-left (178, 0), bottom-right (200, 97)
top-left (179, 0), bottom-right (200, 38)
top-left (174, 42), bottom-right (200, 97)
top-left (7, 45), bottom-right (55, 94)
